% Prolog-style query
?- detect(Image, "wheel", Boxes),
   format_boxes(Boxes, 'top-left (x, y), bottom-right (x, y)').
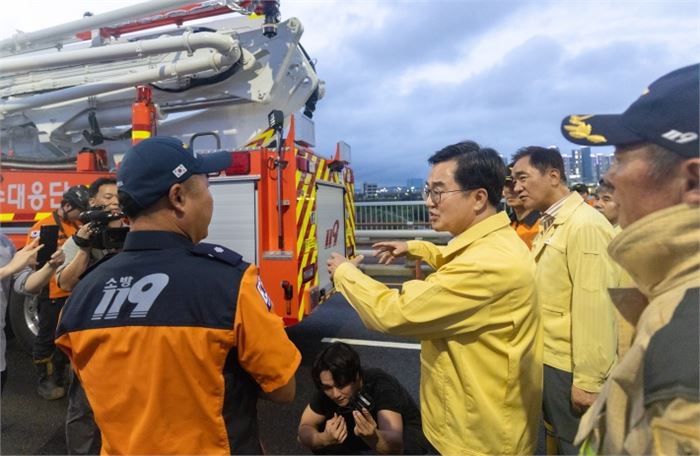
top-left (8, 289), bottom-right (38, 354)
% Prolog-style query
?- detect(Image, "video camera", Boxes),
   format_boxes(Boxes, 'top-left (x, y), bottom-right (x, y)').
top-left (78, 206), bottom-right (128, 250)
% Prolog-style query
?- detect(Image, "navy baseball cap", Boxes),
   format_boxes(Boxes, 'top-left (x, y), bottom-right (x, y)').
top-left (561, 64), bottom-right (699, 158)
top-left (117, 136), bottom-right (231, 209)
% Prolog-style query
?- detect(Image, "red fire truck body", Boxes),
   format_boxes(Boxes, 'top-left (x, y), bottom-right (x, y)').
top-left (0, 0), bottom-right (355, 350)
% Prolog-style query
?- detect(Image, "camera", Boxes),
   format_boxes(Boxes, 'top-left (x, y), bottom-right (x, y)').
top-left (78, 206), bottom-right (128, 250)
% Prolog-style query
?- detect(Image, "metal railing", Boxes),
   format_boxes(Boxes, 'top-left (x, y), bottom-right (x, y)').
top-left (355, 200), bottom-right (430, 230)
top-left (354, 200), bottom-right (450, 250)
top-left (353, 201), bottom-right (452, 281)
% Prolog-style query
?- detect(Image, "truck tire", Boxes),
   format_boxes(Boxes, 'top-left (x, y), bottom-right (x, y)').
top-left (8, 290), bottom-right (38, 354)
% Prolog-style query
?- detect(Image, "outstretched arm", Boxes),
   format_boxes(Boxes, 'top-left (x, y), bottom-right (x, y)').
top-left (0, 238), bottom-right (41, 279)
top-left (22, 249), bottom-right (65, 294)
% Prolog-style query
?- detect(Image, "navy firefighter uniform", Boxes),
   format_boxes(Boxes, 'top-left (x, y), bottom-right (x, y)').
top-left (55, 230), bottom-right (301, 455)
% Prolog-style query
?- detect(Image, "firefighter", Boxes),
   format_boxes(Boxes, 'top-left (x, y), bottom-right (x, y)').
top-left (55, 137), bottom-right (300, 454)
top-left (26, 185), bottom-right (88, 400)
top-left (561, 63), bottom-right (699, 455)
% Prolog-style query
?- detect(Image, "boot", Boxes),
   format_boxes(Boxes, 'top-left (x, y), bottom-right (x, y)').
top-left (34, 357), bottom-right (66, 400)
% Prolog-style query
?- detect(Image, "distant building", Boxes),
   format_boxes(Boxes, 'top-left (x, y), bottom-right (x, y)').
top-left (562, 155), bottom-right (573, 180)
top-left (362, 182), bottom-right (378, 197)
top-left (595, 154), bottom-right (615, 182)
top-left (562, 149), bottom-right (614, 184)
top-left (567, 149), bottom-right (583, 182)
top-left (355, 182), bottom-right (423, 201)
top-left (581, 147), bottom-right (594, 182)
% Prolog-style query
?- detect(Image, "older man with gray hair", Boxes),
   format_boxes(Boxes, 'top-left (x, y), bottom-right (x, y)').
top-left (561, 63), bottom-right (700, 454)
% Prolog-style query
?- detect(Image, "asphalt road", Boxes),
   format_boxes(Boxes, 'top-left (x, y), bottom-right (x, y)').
top-left (1, 293), bottom-right (422, 455)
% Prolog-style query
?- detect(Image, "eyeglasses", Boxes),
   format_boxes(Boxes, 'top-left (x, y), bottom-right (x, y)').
top-left (422, 186), bottom-right (466, 205)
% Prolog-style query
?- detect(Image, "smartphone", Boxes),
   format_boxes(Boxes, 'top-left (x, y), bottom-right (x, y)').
top-left (36, 225), bottom-right (59, 268)
top-left (353, 393), bottom-right (373, 412)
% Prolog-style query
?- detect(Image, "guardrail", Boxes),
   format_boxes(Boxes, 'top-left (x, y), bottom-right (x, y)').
top-left (354, 227), bottom-right (451, 282)
top-left (355, 229), bottom-right (450, 241)
top-left (355, 200), bottom-right (430, 230)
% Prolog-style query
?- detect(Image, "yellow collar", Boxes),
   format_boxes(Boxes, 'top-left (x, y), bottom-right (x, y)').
top-left (550, 191), bottom-right (584, 227)
top-left (441, 211), bottom-right (511, 258)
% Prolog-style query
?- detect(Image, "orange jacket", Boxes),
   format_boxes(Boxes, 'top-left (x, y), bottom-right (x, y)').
top-left (56, 231), bottom-right (301, 454)
top-left (510, 210), bottom-right (540, 249)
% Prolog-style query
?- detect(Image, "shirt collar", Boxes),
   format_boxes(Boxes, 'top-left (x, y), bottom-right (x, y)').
top-left (514, 210), bottom-right (540, 228)
top-left (123, 231), bottom-right (194, 251)
top-left (544, 193), bottom-right (570, 219)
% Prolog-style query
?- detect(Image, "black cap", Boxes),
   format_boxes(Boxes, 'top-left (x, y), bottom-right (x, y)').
top-left (62, 185), bottom-right (89, 211)
top-left (116, 137), bottom-right (231, 209)
top-left (561, 64), bottom-right (699, 158)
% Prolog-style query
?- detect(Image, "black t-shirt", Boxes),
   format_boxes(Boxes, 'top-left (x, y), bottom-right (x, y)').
top-left (309, 368), bottom-right (428, 454)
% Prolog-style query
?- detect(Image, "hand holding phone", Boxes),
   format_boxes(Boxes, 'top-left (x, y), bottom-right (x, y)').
top-left (37, 225), bottom-right (59, 268)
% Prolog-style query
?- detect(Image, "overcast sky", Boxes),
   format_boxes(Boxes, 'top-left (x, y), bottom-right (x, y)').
top-left (1, 1), bottom-right (698, 185)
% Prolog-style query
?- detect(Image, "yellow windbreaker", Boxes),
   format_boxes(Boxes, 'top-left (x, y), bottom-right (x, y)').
top-left (531, 192), bottom-right (617, 392)
top-left (334, 211), bottom-right (543, 455)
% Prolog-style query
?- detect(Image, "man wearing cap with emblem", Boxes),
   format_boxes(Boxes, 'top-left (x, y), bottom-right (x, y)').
top-left (55, 136), bottom-right (301, 454)
top-left (26, 184), bottom-right (89, 400)
top-left (561, 63), bottom-right (700, 454)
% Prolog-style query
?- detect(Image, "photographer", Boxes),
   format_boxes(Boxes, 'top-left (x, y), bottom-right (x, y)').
top-left (55, 176), bottom-right (124, 455)
top-left (56, 177), bottom-right (124, 292)
top-left (298, 342), bottom-right (433, 454)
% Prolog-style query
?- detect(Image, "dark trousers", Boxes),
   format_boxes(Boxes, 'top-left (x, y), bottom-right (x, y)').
top-left (542, 365), bottom-right (582, 455)
top-left (33, 295), bottom-right (68, 367)
top-left (66, 369), bottom-right (101, 455)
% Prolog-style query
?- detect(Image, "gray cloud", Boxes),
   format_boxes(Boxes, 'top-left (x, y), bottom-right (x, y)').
top-left (306, 1), bottom-right (699, 185)
top-left (1, 0), bottom-right (696, 188)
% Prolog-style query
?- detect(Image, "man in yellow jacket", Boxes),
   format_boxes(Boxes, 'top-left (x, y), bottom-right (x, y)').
top-left (328, 141), bottom-right (542, 455)
top-left (561, 63), bottom-right (699, 455)
top-left (511, 146), bottom-right (618, 455)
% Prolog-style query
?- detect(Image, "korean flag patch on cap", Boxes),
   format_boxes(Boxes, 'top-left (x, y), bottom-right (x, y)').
top-left (256, 276), bottom-right (272, 311)
top-left (172, 164), bottom-right (188, 178)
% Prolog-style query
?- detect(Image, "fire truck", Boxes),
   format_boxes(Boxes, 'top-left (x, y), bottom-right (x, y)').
top-left (0, 0), bottom-right (356, 352)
